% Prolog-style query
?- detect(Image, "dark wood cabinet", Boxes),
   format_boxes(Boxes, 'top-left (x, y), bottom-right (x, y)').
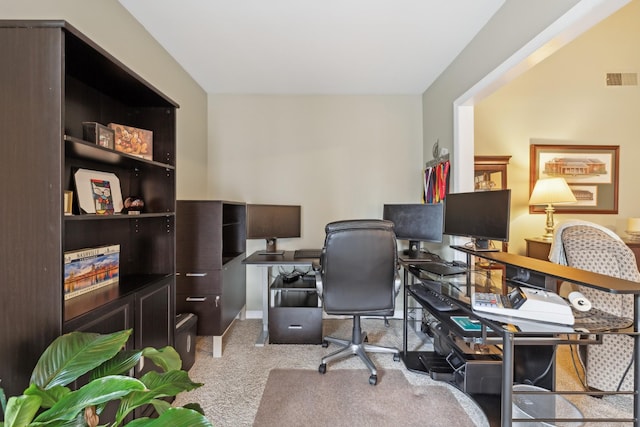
top-left (176, 200), bottom-right (246, 357)
top-left (0, 20), bottom-right (176, 399)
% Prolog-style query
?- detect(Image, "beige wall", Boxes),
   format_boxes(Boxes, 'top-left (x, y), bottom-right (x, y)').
top-left (2, 0), bottom-right (209, 199)
top-left (475, 0), bottom-right (640, 255)
top-left (207, 95), bottom-right (423, 312)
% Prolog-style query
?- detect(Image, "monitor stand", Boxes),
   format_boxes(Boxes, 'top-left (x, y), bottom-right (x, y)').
top-left (404, 240), bottom-right (422, 259)
top-left (258, 238), bottom-right (285, 256)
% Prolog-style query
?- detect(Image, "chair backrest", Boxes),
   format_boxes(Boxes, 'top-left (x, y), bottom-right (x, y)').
top-left (320, 219), bottom-right (398, 316)
top-left (561, 224), bottom-right (640, 318)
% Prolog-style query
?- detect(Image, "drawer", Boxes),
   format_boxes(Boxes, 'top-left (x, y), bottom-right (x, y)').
top-left (176, 270), bottom-right (222, 294)
top-left (176, 293), bottom-right (222, 336)
top-left (269, 306), bottom-right (322, 344)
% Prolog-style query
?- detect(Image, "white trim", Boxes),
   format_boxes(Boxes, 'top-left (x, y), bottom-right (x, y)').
top-left (453, 0), bottom-right (630, 189)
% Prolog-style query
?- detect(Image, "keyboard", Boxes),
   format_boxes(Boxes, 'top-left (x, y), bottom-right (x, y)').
top-left (410, 262), bottom-right (467, 277)
top-left (294, 249), bottom-right (322, 259)
top-left (409, 282), bottom-right (457, 311)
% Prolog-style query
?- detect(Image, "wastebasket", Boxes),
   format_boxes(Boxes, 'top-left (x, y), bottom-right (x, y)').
top-left (512, 384), bottom-right (583, 426)
top-left (175, 313), bottom-right (198, 371)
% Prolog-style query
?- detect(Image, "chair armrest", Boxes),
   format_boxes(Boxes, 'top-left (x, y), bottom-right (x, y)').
top-left (315, 269), bottom-right (324, 300)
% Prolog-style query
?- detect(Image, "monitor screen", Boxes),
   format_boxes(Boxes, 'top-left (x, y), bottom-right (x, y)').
top-left (383, 203), bottom-right (443, 258)
top-left (246, 204), bottom-right (301, 254)
top-left (443, 189), bottom-right (511, 250)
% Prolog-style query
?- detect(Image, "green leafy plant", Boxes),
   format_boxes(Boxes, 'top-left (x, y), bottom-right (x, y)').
top-left (0, 329), bottom-right (212, 427)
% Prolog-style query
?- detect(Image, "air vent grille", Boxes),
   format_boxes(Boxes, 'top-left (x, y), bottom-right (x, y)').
top-left (606, 73), bottom-right (638, 86)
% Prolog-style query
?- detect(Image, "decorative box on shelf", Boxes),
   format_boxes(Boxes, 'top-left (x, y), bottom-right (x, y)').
top-left (64, 244), bottom-right (120, 300)
top-left (108, 123), bottom-right (153, 160)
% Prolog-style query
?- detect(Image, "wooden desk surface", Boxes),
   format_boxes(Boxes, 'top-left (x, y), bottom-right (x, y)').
top-left (243, 250), bottom-right (319, 265)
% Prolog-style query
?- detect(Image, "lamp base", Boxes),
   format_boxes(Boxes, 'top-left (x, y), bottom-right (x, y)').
top-left (543, 203), bottom-right (556, 241)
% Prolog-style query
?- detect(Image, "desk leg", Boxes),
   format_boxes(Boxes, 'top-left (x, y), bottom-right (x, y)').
top-left (501, 333), bottom-right (514, 427)
top-left (634, 294), bottom-right (639, 426)
top-left (403, 267), bottom-right (409, 357)
top-left (255, 266), bottom-right (271, 346)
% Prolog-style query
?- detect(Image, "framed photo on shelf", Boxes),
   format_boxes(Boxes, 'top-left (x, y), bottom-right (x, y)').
top-left (64, 191), bottom-right (73, 215)
top-left (82, 122), bottom-right (115, 149)
top-left (530, 143), bottom-right (619, 214)
top-left (74, 168), bottom-right (124, 214)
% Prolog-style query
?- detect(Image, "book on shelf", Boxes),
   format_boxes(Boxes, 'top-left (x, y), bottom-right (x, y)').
top-left (64, 244), bottom-right (120, 300)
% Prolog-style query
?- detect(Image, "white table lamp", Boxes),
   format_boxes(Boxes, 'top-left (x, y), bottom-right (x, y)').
top-left (529, 177), bottom-right (577, 240)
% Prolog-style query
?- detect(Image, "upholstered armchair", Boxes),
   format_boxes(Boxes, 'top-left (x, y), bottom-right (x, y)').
top-left (557, 223), bottom-right (640, 392)
top-left (315, 219), bottom-right (401, 385)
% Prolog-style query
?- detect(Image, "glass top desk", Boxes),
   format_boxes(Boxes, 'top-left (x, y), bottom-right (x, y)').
top-left (243, 250), bottom-right (320, 345)
top-left (401, 246), bottom-right (640, 426)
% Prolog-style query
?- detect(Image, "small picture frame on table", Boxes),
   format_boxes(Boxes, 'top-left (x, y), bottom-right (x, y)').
top-left (82, 122), bottom-right (115, 150)
top-left (64, 191), bottom-right (73, 215)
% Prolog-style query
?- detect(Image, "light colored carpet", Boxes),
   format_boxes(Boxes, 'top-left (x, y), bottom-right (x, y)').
top-left (173, 318), bottom-right (633, 426)
top-left (254, 368), bottom-right (475, 427)
top-left (173, 318), bottom-right (488, 426)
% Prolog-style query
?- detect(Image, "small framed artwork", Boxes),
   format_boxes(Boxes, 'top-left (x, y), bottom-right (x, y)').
top-left (82, 122), bottom-right (115, 149)
top-left (74, 168), bottom-right (124, 214)
top-left (530, 143), bottom-right (619, 214)
top-left (64, 191), bottom-right (74, 215)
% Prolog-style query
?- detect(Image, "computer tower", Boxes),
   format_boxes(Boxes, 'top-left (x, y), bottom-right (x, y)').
top-left (447, 347), bottom-right (502, 395)
top-left (175, 313), bottom-right (198, 371)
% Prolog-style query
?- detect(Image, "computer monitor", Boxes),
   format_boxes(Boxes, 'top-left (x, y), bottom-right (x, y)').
top-left (383, 203), bottom-right (443, 258)
top-left (246, 204), bottom-right (301, 255)
top-left (443, 189), bottom-right (511, 250)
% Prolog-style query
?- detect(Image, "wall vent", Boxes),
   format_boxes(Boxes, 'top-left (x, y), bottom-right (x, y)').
top-left (606, 72), bottom-right (638, 86)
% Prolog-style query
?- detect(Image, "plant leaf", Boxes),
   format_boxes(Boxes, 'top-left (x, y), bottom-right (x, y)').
top-left (3, 395), bottom-right (42, 427)
top-left (30, 330), bottom-right (132, 390)
top-left (141, 347), bottom-right (182, 372)
top-left (23, 383), bottom-right (70, 409)
top-left (114, 370), bottom-right (202, 422)
top-left (89, 349), bottom-right (142, 380)
top-left (125, 407), bottom-right (212, 427)
top-left (33, 375), bottom-right (144, 424)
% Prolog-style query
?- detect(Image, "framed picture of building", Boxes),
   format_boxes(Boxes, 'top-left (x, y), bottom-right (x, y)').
top-left (530, 144), bottom-right (619, 214)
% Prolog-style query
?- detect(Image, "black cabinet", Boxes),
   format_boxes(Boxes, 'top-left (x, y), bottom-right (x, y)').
top-left (176, 200), bottom-right (246, 357)
top-left (269, 276), bottom-right (322, 344)
top-left (0, 20), bottom-right (176, 399)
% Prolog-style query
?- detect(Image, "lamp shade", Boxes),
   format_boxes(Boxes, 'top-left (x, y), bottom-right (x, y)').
top-left (529, 177), bottom-right (577, 206)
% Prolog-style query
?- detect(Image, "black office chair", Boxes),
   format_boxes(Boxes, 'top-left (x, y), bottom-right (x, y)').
top-left (315, 219), bottom-right (401, 385)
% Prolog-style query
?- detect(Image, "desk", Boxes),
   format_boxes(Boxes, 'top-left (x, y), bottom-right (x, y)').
top-left (243, 250), bottom-right (320, 345)
top-left (402, 247), bottom-right (640, 426)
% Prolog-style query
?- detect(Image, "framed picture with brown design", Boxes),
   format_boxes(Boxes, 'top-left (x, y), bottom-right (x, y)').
top-left (530, 143), bottom-right (619, 214)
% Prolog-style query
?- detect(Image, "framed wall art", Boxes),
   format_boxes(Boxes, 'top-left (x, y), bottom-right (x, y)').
top-left (74, 168), bottom-right (124, 214)
top-left (530, 144), bottom-right (619, 214)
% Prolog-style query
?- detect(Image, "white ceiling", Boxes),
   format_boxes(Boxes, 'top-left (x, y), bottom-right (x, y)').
top-left (119, 0), bottom-right (505, 95)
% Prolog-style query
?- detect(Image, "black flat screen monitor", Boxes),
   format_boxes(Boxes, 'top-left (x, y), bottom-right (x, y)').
top-left (383, 203), bottom-right (443, 258)
top-left (246, 204), bottom-right (301, 255)
top-left (443, 189), bottom-right (511, 250)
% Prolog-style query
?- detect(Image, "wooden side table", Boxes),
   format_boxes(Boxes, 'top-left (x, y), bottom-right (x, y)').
top-left (525, 237), bottom-right (552, 261)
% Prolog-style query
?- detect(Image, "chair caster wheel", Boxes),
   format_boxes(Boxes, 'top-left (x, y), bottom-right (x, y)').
top-left (319, 363), bottom-right (327, 374)
top-left (322, 340), bottom-right (329, 348)
top-left (369, 375), bottom-right (377, 385)
top-left (393, 353), bottom-right (400, 362)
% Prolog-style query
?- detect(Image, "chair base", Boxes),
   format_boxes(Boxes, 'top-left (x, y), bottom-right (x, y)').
top-left (319, 315), bottom-right (399, 384)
